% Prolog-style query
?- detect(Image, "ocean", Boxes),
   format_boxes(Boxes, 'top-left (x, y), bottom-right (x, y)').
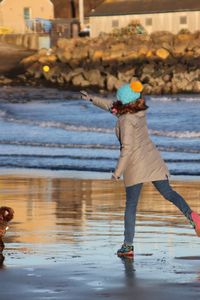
top-left (0, 87), bottom-right (199, 176)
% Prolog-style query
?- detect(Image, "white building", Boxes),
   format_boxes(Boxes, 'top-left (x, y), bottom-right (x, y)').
top-left (89, 0), bottom-right (200, 37)
top-left (0, 0), bottom-right (54, 33)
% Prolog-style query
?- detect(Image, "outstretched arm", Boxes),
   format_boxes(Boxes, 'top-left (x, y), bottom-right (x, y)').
top-left (80, 90), bottom-right (114, 111)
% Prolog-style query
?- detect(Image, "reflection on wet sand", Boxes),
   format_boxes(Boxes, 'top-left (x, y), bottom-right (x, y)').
top-left (0, 174), bottom-right (200, 285)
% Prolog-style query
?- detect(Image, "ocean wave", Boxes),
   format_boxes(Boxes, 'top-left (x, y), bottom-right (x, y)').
top-left (0, 140), bottom-right (200, 154)
top-left (0, 140), bottom-right (118, 149)
top-left (149, 95), bottom-right (200, 102)
top-left (0, 109), bottom-right (7, 117)
top-left (0, 154), bottom-right (200, 163)
top-left (1, 115), bottom-right (200, 138)
top-left (149, 129), bottom-right (200, 138)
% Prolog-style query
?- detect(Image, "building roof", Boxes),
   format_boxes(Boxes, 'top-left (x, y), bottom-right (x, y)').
top-left (90, 0), bottom-right (200, 17)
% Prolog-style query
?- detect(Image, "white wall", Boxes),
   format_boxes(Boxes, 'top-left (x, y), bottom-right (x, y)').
top-left (0, 0), bottom-right (54, 33)
top-left (90, 11), bottom-right (200, 37)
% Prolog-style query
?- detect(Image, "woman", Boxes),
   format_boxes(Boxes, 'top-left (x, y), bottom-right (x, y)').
top-left (81, 81), bottom-right (200, 257)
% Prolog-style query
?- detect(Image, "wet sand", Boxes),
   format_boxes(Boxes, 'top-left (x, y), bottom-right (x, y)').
top-left (0, 170), bottom-right (200, 299)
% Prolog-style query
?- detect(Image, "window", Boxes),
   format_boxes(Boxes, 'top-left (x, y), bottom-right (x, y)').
top-left (23, 7), bottom-right (31, 20)
top-left (180, 16), bottom-right (187, 25)
top-left (112, 20), bottom-right (119, 28)
top-left (145, 18), bottom-right (152, 26)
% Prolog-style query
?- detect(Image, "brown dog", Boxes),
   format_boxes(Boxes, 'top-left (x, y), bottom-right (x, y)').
top-left (0, 207), bottom-right (14, 252)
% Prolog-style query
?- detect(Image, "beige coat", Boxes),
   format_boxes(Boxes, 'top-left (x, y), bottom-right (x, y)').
top-left (92, 96), bottom-right (170, 187)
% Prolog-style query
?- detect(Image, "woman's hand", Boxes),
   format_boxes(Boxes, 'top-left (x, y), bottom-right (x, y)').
top-left (111, 173), bottom-right (120, 181)
top-left (80, 90), bottom-right (92, 102)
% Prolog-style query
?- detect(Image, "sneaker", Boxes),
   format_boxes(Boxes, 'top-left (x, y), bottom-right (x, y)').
top-left (117, 244), bottom-right (134, 257)
top-left (190, 211), bottom-right (200, 237)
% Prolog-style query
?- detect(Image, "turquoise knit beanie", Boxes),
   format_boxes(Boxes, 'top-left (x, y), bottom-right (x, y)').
top-left (116, 81), bottom-right (143, 105)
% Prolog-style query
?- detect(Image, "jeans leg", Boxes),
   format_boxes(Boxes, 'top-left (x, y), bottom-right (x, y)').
top-left (124, 183), bottom-right (143, 245)
top-left (152, 180), bottom-right (192, 219)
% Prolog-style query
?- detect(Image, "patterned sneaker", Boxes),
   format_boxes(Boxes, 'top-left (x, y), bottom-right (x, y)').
top-left (117, 244), bottom-right (134, 257)
top-left (190, 212), bottom-right (200, 237)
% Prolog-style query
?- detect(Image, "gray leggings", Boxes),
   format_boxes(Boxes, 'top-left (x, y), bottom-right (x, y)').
top-left (124, 180), bottom-right (192, 245)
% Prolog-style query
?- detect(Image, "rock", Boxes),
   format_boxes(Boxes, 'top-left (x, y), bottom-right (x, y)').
top-left (0, 76), bottom-right (12, 85)
top-left (21, 54), bottom-right (38, 65)
top-left (38, 48), bottom-right (49, 56)
top-left (150, 31), bottom-right (174, 44)
top-left (83, 69), bottom-right (104, 87)
top-left (72, 74), bottom-right (90, 87)
top-left (106, 74), bottom-right (123, 91)
top-left (138, 46), bottom-right (149, 56)
top-left (56, 49), bottom-right (72, 63)
top-left (91, 50), bottom-right (104, 61)
top-left (176, 33), bottom-right (193, 42)
top-left (68, 68), bottom-right (84, 78)
top-left (146, 50), bottom-right (153, 58)
top-left (72, 47), bottom-right (88, 60)
top-left (60, 71), bottom-right (72, 83)
top-left (38, 54), bottom-right (57, 64)
top-left (162, 82), bottom-right (172, 93)
top-left (102, 50), bottom-right (124, 62)
top-left (173, 41), bottom-right (188, 56)
top-left (57, 38), bottom-right (75, 50)
top-left (193, 47), bottom-right (200, 57)
top-left (193, 81), bottom-right (200, 92)
top-left (110, 43), bottom-right (126, 51)
top-left (20, 24), bottom-right (200, 94)
top-left (156, 48), bottom-right (170, 59)
top-left (27, 62), bottom-right (42, 78)
top-left (142, 64), bottom-right (155, 75)
top-left (162, 74), bottom-right (171, 82)
top-left (122, 50), bottom-right (139, 61)
top-left (117, 71), bottom-right (132, 83)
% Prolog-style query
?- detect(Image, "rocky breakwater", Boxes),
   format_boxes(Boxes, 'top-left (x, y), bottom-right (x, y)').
top-left (20, 27), bottom-right (200, 94)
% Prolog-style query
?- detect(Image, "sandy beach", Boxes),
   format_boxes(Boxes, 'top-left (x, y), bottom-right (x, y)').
top-left (0, 170), bottom-right (200, 299)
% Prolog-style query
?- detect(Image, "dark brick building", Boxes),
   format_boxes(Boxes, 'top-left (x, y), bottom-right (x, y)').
top-left (51, 0), bottom-right (104, 19)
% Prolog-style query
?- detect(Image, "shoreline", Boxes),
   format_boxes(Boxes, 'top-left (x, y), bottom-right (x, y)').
top-left (0, 168), bottom-right (200, 181)
top-left (0, 171), bottom-right (200, 299)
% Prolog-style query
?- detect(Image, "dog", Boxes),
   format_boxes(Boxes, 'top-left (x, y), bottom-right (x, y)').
top-left (0, 206), bottom-right (14, 252)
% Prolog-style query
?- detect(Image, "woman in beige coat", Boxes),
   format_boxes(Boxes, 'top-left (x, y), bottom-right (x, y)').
top-left (81, 81), bottom-right (200, 257)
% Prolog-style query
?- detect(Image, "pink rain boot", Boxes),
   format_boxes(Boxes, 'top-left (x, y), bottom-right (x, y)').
top-left (190, 212), bottom-right (200, 237)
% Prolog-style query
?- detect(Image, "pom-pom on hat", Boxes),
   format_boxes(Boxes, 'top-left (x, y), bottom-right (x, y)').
top-left (116, 81), bottom-right (143, 105)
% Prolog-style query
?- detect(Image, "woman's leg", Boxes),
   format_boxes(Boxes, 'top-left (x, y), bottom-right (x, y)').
top-left (152, 179), bottom-right (192, 219)
top-left (124, 183), bottom-right (143, 245)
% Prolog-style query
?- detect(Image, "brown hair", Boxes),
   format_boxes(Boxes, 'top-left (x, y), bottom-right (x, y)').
top-left (111, 98), bottom-right (148, 116)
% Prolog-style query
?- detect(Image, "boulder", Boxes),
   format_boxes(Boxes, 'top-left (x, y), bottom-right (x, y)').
top-left (21, 54), bottom-right (39, 65)
top-left (57, 38), bottom-right (76, 50)
top-left (172, 41), bottom-right (188, 56)
top-left (117, 69), bottom-right (135, 82)
top-left (38, 48), bottom-right (49, 56)
top-left (106, 74), bottom-right (118, 91)
top-left (193, 81), bottom-right (200, 92)
top-left (121, 50), bottom-right (139, 61)
top-left (0, 76), bottom-right (12, 85)
top-left (91, 50), bottom-right (104, 61)
top-left (110, 43), bottom-right (126, 51)
top-left (38, 54), bottom-right (57, 64)
top-left (106, 74), bottom-right (124, 91)
top-left (72, 74), bottom-right (90, 87)
top-left (72, 47), bottom-right (88, 60)
top-left (56, 49), bottom-right (72, 63)
top-left (102, 50), bottom-right (124, 62)
top-left (156, 48), bottom-right (170, 59)
top-left (83, 69), bottom-right (104, 87)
